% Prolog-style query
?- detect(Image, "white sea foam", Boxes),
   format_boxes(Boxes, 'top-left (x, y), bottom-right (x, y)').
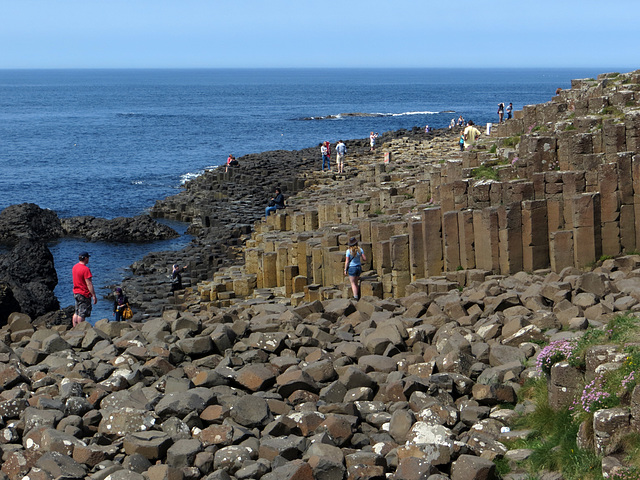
top-left (180, 171), bottom-right (203, 184)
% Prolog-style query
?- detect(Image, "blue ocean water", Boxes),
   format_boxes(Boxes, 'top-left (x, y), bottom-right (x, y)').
top-left (0, 67), bottom-right (614, 319)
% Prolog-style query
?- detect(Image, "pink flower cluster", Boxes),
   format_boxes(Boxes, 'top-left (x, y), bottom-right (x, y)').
top-left (579, 376), bottom-right (611, 413)
top-left (622, 371), bottom-right (636, 390)
top-left (536, 339), bottom-right (577, 374)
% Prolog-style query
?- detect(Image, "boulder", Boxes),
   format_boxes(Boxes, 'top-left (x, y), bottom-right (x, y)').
top-left (61, 214), bottom-right (179, 242)
top-left (0, 203), bottom-right (63, 244)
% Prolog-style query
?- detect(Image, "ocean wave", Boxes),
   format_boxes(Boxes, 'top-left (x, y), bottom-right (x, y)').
top-left (180, 171), bottom-right (204, 184)
top-left (300, 110), bottom-right (449, 120)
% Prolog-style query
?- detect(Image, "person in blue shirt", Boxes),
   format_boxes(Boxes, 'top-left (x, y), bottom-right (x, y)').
top-left (344, 237), bottom-right (367, 301)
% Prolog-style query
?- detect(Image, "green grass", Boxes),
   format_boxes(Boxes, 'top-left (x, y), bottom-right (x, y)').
top-left (564, 124), bottom-right (577, 131)
top-left (503, 135), bottom-right (521, 147)
top-left (512, 315), bottom-right (640, 478)
top-left (472, 165), bottom-right (499, 181)
top-left (373, 209), bottom-right (383, 215)
top-left (509, 378), bottom-right (603, 480)
top-left (601, 106), bottom-right (624, 117)
top-left (489, 144), bottom-right (497, 154)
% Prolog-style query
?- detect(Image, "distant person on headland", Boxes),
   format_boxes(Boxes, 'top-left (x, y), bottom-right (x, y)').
top-left (457, 115), bottom-right (465, 127)
top-left (72, 251), bottom-right (97, 327)
top-left (265, 187), bottom-right (286, 218)
top-left (321, 142), bottom-right (330, 172)
top-left (113, 287), bottom-right (128, 322)
top-left (369, 132), bottom-right (379, 151)
top-left (463, 120), bottom-right (481, 150)
top-left (556, 87), bottom-right (563, 96)
top-left (498, 103), bottom-right (505, 123)
top-left (506, 102), bottom-right (513, 120)
top-left (449, 119), bottom-right (455, 129)
top-left (335, 140), bottom-right (347, 174)
top-left (171, 263), bottom-right (188, 293)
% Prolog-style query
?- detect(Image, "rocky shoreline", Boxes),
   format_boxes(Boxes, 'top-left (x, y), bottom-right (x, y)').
top-left (0, 69), bottom-right (640, 479)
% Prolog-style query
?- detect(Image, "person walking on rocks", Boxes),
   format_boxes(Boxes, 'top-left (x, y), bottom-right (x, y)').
top-left (321, 142), bottom-right (330, 172)
top-left (459, 130), bottom-right (465, 152)
top-left (72, 251), bottom-right (96, 327)
top-left (265, 187), bottom-right (286, 218)
top-left (335, 140), bottom-right (347, 173)
top-left (463, 120), bottom-right (481, 150)
top-left (506, 102), bottom-right (513, 120)
top-left (171, 263), bottom-right (188, 293)
top-left (113, 287), bottom-right (129, 322)
top-left (498, 103), bottom-right (505, 123)
top-left (344, 237), bottom-right (366, 301)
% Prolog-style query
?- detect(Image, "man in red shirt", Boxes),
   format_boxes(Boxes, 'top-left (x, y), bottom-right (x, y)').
top-left (72, 251), bottom-right (97, 327)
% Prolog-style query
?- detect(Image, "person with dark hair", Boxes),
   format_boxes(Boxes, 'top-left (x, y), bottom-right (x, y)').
top-left (113, 287), bottom-right (129, 322)
top-left (72, 251), bottom-right (96, 327)
top-left (498, 103), bottom-right (505, 123)
top-left (265, 187), bottom-right (285, 218)
top-left (171, 264), bottom-right (188, 292)
top-left (506, 102), bottom-right (513, 120)
top-left (344, 237), bottom-right (366, 301)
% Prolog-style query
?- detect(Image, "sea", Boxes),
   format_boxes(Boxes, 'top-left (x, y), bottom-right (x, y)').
top-left (0, 67), bottom-right (617, 321)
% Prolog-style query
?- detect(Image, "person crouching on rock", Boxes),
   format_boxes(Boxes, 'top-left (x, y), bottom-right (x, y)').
top-left (171, 264), bottom-right (188, 293)
top-left (113, 287), bottom-right (128, 322)
top-left (344, 237), bottom-right (366, 301)
top-left (265, 187), bottom-right (286, 219)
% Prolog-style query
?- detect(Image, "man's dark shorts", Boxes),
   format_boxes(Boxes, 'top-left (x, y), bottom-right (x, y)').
top-left (74, 294), bottom-right (92, 318)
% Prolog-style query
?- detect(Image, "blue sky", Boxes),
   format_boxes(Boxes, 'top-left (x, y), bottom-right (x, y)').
top-left (1, 0), bottom-right (638, 69)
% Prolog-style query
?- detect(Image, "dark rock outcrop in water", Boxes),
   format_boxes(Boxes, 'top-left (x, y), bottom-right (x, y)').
top-left (0, 239), bottom-right (59, 320)
top-left (61, 214), bottom-right (179, 242)
top-left (0, 203), bottom-right (63, 244)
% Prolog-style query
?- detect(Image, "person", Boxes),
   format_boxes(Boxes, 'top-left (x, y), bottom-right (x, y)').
top-left (335, 140), bottom-right (347, 173)
top-left (225, 154), bottom-right (238, 172)
top-left (265, 187), bottom-right (285, 218)
top-left (498, 103), bottom-right (505, 123)
top-left (321, 142), bottom-right (330, 172)
top-left (113, 287), bottom-right (129, 322)
top-left (457, 115), bottom-right (465, 127)
top-left (425, 125), bottom-right (430, 133)
top-left (459, 131), bottom-right (465, 152)
top-left (449, 119), bottom-right (455, 129)
top-left (171, 264), bottom-right (188, 292)
top-left (463, 120), bottom-right (481, 150)
top-left (72, 251), bottom-right (97, 327)
top-left (344, 237), bottom-right (366, 301)
top-left (369, 132), bottom-right (379, 151)
top-left (506, 102), bottom-right (513, 120)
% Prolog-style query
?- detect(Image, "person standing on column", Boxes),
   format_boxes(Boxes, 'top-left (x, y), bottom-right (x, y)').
top-left (506, 102), bottom-right (513, 120)
top-left (72, 251), bottom-right (97, 327)
top-left (335, 140), bottom-right (347, 173)
top-left (321, 142), bottom-right (330, 172)
top-left (463, 120), bottom-right (481, 150)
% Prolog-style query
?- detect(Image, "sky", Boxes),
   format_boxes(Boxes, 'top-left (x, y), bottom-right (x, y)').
top-left (1, 0), bottom-right (638, 69)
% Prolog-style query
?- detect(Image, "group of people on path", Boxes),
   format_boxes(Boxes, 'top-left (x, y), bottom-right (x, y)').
top-left (71, 251), bottom-right (188, 327)
top-left (321, 139), bottom-right (349, 173)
